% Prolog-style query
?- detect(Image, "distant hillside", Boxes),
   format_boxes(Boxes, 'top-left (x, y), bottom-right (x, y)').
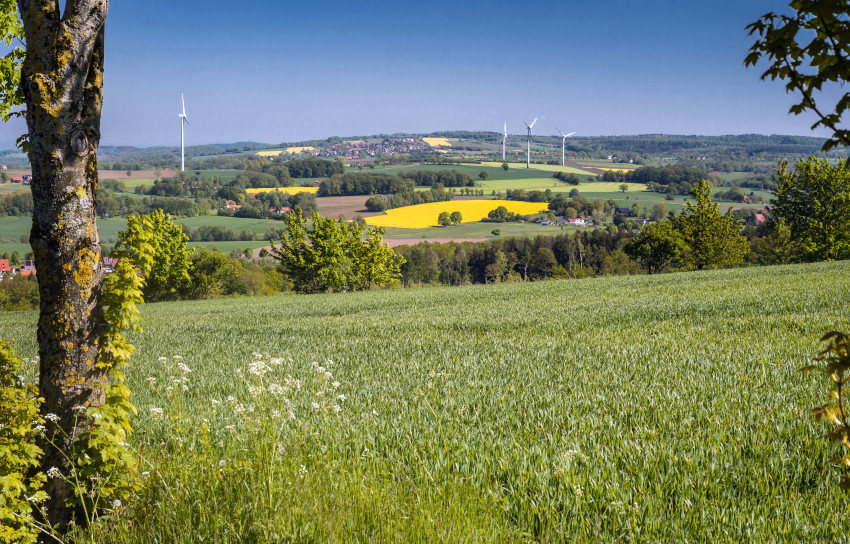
top-left (0, 133), bottom-right (842, 169)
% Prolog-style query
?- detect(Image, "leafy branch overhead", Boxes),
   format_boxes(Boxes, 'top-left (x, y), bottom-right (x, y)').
top-left (745, 1), bottom-right (850, 150)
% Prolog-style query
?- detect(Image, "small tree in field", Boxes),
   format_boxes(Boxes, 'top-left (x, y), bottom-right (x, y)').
top-left (670, 180), bottom-right (749, 270)
top-left (437, 211), bottom-right (451, 226)
top-left (501, 162), bottom-right (509, 171)
top-left (450, 211), bottom-right (463, 224)
top-left (479, 171), bottom-right (489, 180)
top-left (270, 208), bottom-right (404, 293)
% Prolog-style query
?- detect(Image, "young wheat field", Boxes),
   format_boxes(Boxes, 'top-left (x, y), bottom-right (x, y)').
top-left (3, 262), bottom-right (850, 542)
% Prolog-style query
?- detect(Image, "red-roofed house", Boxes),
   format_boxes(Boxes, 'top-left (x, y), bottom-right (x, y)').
top-left (0, 259), bottom-right (10, 272)
top-left (755, 214), bottom-right (765, 224)
top-left (19, 268), bottom-right (35, 277)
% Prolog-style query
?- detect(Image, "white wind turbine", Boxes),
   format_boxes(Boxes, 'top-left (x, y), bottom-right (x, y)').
top-left (502, 122), bottom-right (507, 161)
top-left (523, 117), bottom-right (537, 169)
top-left (178, 94), bottom-right (189, 172)
top-left (555, 127), bottom-right (576, 166)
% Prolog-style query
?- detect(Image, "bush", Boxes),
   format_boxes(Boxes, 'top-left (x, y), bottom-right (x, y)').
top-left (0, 274), bottom-right (39, 310)
top-left (0, 340), bottom-right (46, 544)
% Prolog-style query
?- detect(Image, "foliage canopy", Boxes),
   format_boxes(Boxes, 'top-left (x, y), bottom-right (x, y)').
top-left (769, 157), bottom-right (850, 262)
top-left (270, 208), bottom-right (404, 294)
top-left (745, 1), bottom-right (850, 150)
top-left (670, 180), bottom-right (749, 270)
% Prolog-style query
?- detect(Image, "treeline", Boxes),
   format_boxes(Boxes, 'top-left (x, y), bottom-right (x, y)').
top-left (398, 169), bottom-right (475, 187)
top-left (0, 248), bottom-right (289, 310)
top-left (0, 191), bottom-right (33, 216)
top-left (365, 186), bottom-right (453, 212)
top-left (598, 166), bottom-right (706, 196)
top-left (395, 229), bottom-right (640, 286)
top-left (319, 173), bottom-right (414, 196)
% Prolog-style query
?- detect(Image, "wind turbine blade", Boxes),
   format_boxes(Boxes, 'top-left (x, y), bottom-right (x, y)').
top-left (555, 127), bottom-right (564, 137)
top-left (523, 121), bottom-right (530, 129)
top-left (529, 118), bottom-right (538, 128)
top-left (182, 93), bottom-right (186, 116)
top-left (565, 132), bottom-right (575, 137)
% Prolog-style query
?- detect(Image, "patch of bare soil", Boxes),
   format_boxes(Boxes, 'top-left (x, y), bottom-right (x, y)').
top-left (316, 196), bottom-right (382, 220)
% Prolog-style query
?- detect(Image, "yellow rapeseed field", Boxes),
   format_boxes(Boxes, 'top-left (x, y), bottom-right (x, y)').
top-left (422, 137), bottom-right (452, 148)
top-left (365, 199), bottom-right (547, 229)
top-left (246, 187), bottom-right (319, 195)
top-left (593, 167), bottom-right (638, 173)
top-left (256, 147), bottom-right (316, 157)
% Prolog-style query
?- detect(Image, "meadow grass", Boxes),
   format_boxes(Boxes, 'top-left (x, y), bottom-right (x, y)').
top-left (2, 262), bottom-right (850, 541)
top-left (481, 162), bottom-right (594, 176)
top-left (0, 182), bottom-right (29, 193)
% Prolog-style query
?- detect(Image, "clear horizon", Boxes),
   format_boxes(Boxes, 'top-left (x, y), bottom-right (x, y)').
top-left (0, 1), bottom-right (842, 149)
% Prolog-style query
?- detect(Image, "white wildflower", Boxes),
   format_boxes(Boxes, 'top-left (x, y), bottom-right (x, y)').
top-left (158, 357), bottom-right (167, 362)
top-left (73, 405), bottom-right (87, 414)
top-left (34, 424), bottom-right (46, 431)
top-left (227, 396), bottom-right (236, 402)
top-left (141, 471), bottom-right (150, 476)
top-left (44, 413), bottom-right (60, 422)
top-left (311, 402), bottom-right (319, 410)
top-left (337, 394), bottom-right (346, 401)
top-left (248, 360), bottom-right (271, 377)
top-left (324, 371), bottom-right (332, 380)
top-left (177, 362), bottom-right (191, 374)
top-left (219, 460), bottom-right (226, 467)
top-left (332, 404), bottom-right (341, 413)
top-left (332, 381), bottom-right (340, 389)
top-left (211, 399), bottom-right (220, 405)
top-left (268, 383), bottom-right (284, 395)
top-left (112, 499), bottom-right (122, 508)
top-left (47, 467), bottom-right (61, 479)
top-left (150, 407), bottom-right (163, 415)
top-left (146, 377), bottom-right (156, 383)
top-left (173, 355), bottom-right (183, 360)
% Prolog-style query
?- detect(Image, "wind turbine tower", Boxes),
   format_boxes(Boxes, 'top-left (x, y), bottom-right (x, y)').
top-left (555, 127), bottom-right (576, 166)
top-left (523, 117), bottom-right (537, 169)
top-left (178, 94), bottom-right (190, 172)
top-left (502, 122), bottom-right (507, 162)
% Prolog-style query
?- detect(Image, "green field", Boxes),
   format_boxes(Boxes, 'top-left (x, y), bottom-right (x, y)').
top-left (0, 182), bottom-right (29, 194)
top-left (4, 262), bottom-right (850, 541)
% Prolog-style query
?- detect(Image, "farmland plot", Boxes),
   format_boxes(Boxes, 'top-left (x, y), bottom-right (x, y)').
top-left (2, 262), bottom-right (850, 541)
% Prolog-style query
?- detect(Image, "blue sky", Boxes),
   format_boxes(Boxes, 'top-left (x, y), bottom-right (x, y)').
top-left (0, 0), bottom-right (837, 148)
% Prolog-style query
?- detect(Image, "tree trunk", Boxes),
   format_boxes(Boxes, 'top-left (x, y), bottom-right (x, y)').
top-left (19, 0), bottom-right (108, 532)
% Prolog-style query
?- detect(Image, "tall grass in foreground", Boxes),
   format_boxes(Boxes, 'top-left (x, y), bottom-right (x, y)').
top-left (3, 262), bottom-right (850, 542)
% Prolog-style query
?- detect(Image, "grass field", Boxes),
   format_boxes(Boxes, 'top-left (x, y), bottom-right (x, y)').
top-left (4, 262), bottom-right (850, 541)
top-left (477, 179), bottom-right (648, 193)
top-left (0, 182), bottom-right (29, 194)
top-left (365, 200), bottom-right (548, 229)
top-left (481, 161), bottom-right (594, 176)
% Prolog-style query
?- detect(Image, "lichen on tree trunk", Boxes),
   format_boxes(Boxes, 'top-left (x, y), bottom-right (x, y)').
top-left (18, 0), bottom-right (108, 531)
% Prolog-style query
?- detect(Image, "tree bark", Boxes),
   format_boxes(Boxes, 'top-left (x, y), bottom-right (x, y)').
top-left (19, 0), bottom-right (108, 532)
